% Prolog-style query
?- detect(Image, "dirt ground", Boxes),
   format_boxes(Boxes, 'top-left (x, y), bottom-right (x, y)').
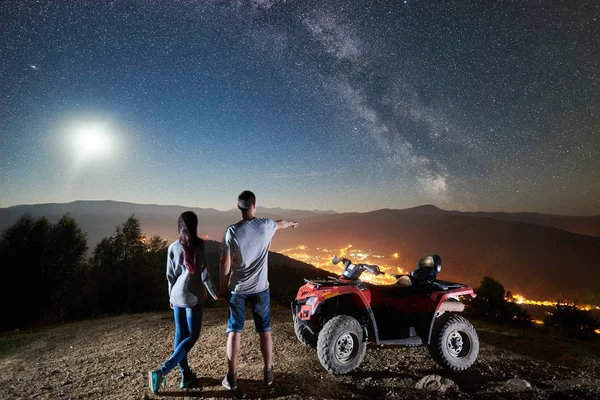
top-left (1, 306), bottom-right (599, 400)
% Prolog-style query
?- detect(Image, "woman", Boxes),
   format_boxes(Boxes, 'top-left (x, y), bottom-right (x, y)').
top-left (149, 211), bottom-right (218, 394)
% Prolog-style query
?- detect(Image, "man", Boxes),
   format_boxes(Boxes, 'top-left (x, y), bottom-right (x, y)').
top-left (219, 190), bottom-right (298, 390)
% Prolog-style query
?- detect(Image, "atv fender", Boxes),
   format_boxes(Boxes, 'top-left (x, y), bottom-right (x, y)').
top-left (312, 294), bottom-right (379, 343)
top-left (294, 282), bottom-right (372, 321)
top-left (425, 288), bottom-right (476, 344)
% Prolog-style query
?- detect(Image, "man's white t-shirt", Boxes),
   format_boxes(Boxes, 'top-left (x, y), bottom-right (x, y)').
top-left (222, 218), bottom-right (277, 294)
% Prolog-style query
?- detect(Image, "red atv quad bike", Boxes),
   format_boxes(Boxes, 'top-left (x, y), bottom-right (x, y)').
top-left (292, 254), bottom-right (479, 374)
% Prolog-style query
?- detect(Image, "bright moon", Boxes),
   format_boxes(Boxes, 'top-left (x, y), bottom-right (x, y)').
top-left (67, 120), bottom-right (115, 160)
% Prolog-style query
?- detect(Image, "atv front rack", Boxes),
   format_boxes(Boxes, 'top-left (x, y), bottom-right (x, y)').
top-left (304, 278), bottom-right (358, 288)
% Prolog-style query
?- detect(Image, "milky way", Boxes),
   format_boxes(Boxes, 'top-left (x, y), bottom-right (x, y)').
top-left (1, 0), bottom-right (598, 214)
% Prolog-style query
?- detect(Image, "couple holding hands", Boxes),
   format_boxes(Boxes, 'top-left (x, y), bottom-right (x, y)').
top-left (149, 190), bottom-right (298, 394)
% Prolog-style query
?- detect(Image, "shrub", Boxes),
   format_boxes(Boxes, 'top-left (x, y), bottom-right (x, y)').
top-left (543, 304), bottom-right (599, 340)
top-left (466, 276), bottom-right (531, 328)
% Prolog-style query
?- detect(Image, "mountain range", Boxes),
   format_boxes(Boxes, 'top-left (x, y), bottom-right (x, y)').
top-left (1, 200), bottom-right (599, 301)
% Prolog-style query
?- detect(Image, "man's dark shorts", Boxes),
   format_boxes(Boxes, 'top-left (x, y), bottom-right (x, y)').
top-left (227, 288), bottom-right (271, 333)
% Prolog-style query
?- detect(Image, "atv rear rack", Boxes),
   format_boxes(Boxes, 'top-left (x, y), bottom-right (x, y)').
top-left (431, 280), bottom-right (468, 291)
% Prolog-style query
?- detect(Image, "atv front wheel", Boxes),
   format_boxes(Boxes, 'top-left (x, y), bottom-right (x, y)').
top-left (428, 314), bottom-right (479, 372)
top-left (317, 315), bottom-right (366, 374)
top-left (293, 314), bottom-right (317, 348)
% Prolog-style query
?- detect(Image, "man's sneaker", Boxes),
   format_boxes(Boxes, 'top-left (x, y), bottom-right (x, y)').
top-left (180, 369), bottom-right (197, 389)
top-left (222, 372), bottom-right (238, 390)
top-left (148, 369), bottom-right (166, 394)
top-left (264, 366), bottom-right (274, 387)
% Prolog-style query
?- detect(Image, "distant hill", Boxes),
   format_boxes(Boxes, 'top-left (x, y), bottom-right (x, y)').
top-left (1, 200), bottom-right (599, 301)
top-left (379, 205), bottom-right (600, 237)
top-left (444, 207), bottom-right (600, 238)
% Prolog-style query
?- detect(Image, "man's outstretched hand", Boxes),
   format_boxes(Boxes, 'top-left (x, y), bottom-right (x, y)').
top-left (277, 220), bottom-right (299, 230)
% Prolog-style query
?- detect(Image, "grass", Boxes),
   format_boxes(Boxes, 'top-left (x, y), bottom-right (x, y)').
top-left (0, 330), bottom-right (47, 357)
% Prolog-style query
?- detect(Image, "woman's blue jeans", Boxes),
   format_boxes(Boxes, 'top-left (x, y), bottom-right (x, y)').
top-left (161, 304), bottom-right (202, 376)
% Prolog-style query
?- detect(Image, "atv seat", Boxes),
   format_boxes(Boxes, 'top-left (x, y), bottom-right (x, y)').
top-left (365, 282), bottom-right (432, 297)
top-left (366, 279), bottom-right (467, 298)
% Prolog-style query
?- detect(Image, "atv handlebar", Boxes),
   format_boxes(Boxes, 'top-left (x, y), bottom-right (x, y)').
top-left (332, 256), bottom-right (384, 276)
top-left (363, 264), bottom-right (385, 275)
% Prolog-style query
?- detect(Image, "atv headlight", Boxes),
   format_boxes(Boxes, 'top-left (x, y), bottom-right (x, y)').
top-left (305, 296), bottom-right (317, 306)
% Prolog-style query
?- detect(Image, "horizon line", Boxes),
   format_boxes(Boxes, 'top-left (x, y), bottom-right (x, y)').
top-left (1, 199), bottom-right (599, 218)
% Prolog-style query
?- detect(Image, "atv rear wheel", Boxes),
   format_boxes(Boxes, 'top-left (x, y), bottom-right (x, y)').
top-left (317, 315), bottom-right (366, 374)
top-left (293, 314), bottom-right (317, 348)
top-left (428, 314), bottom-right (479, 372)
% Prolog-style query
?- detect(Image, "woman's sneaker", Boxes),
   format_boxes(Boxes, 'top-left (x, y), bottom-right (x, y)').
top-left (148, 369), bottom-right (166, 394)
top-left (222, 372), bottom-right (238, 390)
top-left (180, 370), bottom-right (197, 389)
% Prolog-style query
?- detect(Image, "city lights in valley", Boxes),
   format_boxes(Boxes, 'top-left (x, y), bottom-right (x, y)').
top-left (275, 244), bottom-right (600, 324)
top-left (276, 244), bottom-right (400, 285)
top-left (511, 294), bottom-right (600, 311)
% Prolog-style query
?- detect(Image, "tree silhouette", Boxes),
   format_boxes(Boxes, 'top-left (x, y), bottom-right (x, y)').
top-left (88, 215), bottom-right (169, 314)
top-left (0, 213), bottom-right (172, 330)
top-left (544, 303), bottom-right (600, 339)
top-left (88, 236), bottom-right (121, 314)
top-left (0, 215), bottom-right (49, 329)
top-left (0, 214), bottom-right (88, 330)
top-left (467, 276), bottom-right (530, 327)
top-left (41, 215), bottom-right (88, 320)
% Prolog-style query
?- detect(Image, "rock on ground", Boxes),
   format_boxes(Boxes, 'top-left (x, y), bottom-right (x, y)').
top-left (415, 374), bottom-right (458, 393)
top-left (499, 378), bottom-right (532, 391)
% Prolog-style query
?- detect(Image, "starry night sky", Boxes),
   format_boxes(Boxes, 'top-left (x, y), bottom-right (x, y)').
top-left (1, 1), bottom-right (598, 214)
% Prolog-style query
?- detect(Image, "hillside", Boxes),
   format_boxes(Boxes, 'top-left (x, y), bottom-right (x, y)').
top-left (1, 308), bottom-right (599, 399)
top-left (294, 209), bottom-right (600, 301)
